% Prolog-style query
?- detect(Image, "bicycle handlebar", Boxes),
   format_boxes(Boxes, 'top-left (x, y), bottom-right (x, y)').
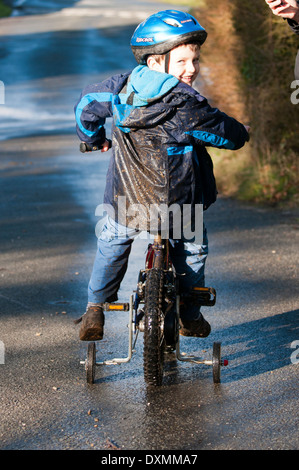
top-left (80, 139), bottom-right (112, 153)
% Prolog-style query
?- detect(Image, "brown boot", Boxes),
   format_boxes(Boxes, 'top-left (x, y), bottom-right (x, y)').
top-left (75, 305), bottom-right (105, 341)
top-left (179, 313), bottom-right (211, 338)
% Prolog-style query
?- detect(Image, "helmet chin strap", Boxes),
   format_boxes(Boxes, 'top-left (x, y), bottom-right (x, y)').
top-left (164, 51), bottom-right (170, 74)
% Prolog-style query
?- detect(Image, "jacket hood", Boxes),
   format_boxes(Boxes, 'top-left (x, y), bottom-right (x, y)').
top-left (113, 65), bottom-right (179, 131)
top-left (120, 65), bottom-right (179, 106)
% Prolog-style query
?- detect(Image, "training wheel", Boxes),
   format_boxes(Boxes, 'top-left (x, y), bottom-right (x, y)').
top-left (86, 341), bottom-right (96, 384)
top-left (212, 341), bottom-right (221, 384)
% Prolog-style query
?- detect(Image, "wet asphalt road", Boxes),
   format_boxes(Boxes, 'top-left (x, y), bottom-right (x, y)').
top-left (0, 0), bottom-right (299, 452)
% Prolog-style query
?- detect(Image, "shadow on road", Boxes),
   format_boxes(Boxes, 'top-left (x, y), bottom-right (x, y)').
top-left (86, 308), bottom-right (299, 388)
top-left (218, 308), bottom-right (299, 382)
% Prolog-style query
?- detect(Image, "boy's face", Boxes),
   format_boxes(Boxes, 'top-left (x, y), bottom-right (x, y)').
top-left (168, 44), bottom-right (200, 86)
top-left (148, 44), bottom-right (200, 86)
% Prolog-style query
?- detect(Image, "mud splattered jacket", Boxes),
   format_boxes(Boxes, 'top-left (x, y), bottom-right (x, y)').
top-left (75, 66), bottom-right (249, 230)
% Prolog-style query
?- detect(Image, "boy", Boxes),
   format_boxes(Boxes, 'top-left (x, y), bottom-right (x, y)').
top-left (74, 10), bottom-right (250, 341)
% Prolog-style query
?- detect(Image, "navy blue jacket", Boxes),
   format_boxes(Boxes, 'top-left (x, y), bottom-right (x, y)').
top-left (75, 66), bottom-right (249, 230)
top-left (287, 18), bottom-right (299, 35)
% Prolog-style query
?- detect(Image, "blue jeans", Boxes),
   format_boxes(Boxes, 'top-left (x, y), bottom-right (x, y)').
top-left (88, 216), bottom-right (208, 321)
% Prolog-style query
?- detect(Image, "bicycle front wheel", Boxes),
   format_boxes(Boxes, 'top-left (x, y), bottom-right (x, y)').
top-left (143, 268), bottom-right (165, 386)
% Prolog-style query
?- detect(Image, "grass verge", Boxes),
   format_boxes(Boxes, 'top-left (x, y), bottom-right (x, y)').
top-left (0, 0), bottom-right (11, 17)
top-left (191, 1), bottom-right (299, 207)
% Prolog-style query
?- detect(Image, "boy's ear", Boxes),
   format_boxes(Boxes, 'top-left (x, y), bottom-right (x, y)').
top-left (147, 55), bottom-right (164, 72)
top-left (147, 56), bottom-right (156, 70)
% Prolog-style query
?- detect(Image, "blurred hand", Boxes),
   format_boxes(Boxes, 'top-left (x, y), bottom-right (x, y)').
top-left (101, 139), bottom-right (110, 152)
top-left (265, 0), bottom-right (299, 22)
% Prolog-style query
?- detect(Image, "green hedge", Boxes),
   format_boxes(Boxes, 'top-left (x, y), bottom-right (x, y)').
top-left (0, 0), bottom-right (11, 17)
top-left (194, 1), bottom-right (299, 206)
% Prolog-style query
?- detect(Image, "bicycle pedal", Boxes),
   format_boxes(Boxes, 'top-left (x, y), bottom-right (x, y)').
top-left (101, 302), bottom-right (130, 311)
top-left (190, 287), bottom-right (216, 306)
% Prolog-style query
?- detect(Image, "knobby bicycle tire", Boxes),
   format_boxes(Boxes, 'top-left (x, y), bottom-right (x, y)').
top-left (143, 268), bottom-right (165, 386)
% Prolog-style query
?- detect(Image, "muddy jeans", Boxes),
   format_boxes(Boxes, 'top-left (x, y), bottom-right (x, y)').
top-left (88, 216), bottom-right (208, 321)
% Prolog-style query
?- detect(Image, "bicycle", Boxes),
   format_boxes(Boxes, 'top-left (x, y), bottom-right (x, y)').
top-left (79, 143), bottom-right (228, 386)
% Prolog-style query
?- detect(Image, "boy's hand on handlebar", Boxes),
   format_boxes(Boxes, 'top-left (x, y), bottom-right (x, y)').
top-left (80, 139), bottom-right (112, 153)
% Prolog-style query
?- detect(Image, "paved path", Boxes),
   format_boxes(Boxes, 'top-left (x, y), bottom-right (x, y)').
top-left (0, 0), bottom-right (298, 451)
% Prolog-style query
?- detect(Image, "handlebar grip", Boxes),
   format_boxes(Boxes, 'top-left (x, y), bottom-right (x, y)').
top-left (80, 142), bottom-right (97, 153)
top-left (80, 140), bottom-right (112, 153)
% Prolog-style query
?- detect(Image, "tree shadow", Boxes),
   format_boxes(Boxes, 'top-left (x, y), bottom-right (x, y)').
top-left (211, 308), bottom-right (299, 383)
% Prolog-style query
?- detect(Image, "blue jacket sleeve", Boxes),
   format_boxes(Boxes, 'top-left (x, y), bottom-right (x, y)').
top-left (74, 72), bottom-right (130, 145)
top-left (183, 94), bottom-right (249, 151)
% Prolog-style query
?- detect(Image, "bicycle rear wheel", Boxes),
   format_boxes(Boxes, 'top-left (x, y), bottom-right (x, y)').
top-left (143, 268), bottom-right (165, 386)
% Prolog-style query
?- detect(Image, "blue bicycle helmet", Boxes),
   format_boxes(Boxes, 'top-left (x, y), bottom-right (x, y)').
top-left (131, 10), bottom-right (207, 65)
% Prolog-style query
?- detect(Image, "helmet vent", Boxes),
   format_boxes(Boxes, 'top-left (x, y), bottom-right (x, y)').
top-left (163, 18), bottom-right (181, 28)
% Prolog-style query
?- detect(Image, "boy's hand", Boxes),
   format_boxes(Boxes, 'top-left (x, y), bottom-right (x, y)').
top-left (244, 125), bottom-right (251, 142)
top-left (101, 139), bottom-right (111, 152)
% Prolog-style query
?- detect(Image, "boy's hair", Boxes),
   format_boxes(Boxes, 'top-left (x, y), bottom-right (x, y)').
top-left (147, 42), bottom-right (201, 65)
